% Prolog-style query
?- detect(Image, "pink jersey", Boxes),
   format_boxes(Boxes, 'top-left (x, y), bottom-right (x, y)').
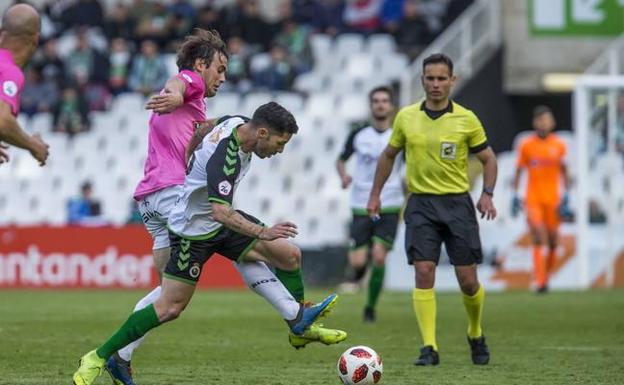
top-left (0, 49), bottom-right (25, 116)
top-left (134, 70), bottom-right (206, 200)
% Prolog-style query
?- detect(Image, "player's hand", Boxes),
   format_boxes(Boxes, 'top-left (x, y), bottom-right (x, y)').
top-left (29, 133), bottom-right (49, 166)
top-left (340, 174), bottom-right (352, 189)
top-left (0, 142), bottom-right (9, 165)
top-left (367, 194), bottom-right (381, 220)
top-left (477, 193), bottom-right (497, 220)
top-left (511, 195), bottom-right (521, 218)
top-left (558, 193), bottom-right (572, 219)
top-left (259, 222), bottom-right (298, 241)
top-left (145, 88), bottom-right (183, 114)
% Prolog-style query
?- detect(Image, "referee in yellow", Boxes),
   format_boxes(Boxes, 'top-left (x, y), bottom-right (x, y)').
top-left (367, 54), bottom-right (497, 366)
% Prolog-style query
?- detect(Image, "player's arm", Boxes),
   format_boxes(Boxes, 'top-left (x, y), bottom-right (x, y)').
top-left (474, 146), bottom-right (498, 220)
top-left (561, 160), bottom-right (571, 191)
top-left (335, 159), bottom-right (351, 189)
top-left (336, 130), bottom-right (356, 189)
top-left (211, 203), bottom-right (297, 241)
top-left (185, 119), bottom-right (216, 164)
top-left (145, 76), bottom-right (186, 114)
top-left (0, 101), bottom-right (49, 165)
top-left (367, 144), bottom-right (401, 216)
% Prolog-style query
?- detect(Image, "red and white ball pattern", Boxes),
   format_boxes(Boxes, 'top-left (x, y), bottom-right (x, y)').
top-left (337, 346), bottom-right (383, 384)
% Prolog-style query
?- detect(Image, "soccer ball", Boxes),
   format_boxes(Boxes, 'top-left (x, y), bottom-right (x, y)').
top-left (337, 345), bottom-right (383, 384)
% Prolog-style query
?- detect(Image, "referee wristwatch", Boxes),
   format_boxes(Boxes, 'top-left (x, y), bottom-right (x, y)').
top-left (482, 187), bottom-right (494, 197)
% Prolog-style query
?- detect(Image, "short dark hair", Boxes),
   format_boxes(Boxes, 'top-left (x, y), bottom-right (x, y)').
top-left (251, 102), bottom-right (299, 135)
top-left (368, 86), bottom-right (395, 105)
top-left (422, 53), bottom-right (454, 76)
top-left (533, 105), bottom-right (553, 118)
top-left (176, 28), bottom-right (228, 71)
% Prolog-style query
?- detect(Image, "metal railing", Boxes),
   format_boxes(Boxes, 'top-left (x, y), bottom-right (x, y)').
top-left (400, 0), bottom-right (502, 106)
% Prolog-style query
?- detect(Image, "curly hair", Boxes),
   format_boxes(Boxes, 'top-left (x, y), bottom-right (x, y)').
top-left (251, 102), bottom-right (299, 134)
top-left (176, 28), bottom-right (228, 71)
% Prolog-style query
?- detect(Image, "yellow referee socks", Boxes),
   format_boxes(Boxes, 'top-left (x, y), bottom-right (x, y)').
top-left (462, 284), bottom-right (484, 339)
top-left (412, 288), bottom-right (438, 351)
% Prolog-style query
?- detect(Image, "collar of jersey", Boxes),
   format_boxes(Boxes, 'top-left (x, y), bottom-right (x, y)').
top-left (231, 126), bottom-right (241, 147)
top-left (420, 100), bottom-right (453, 115)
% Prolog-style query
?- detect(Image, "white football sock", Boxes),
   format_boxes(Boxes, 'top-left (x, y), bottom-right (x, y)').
top-left (117, 285), bottom-right (162, 362)
top-left (236, 261), bottom-right (300, 321)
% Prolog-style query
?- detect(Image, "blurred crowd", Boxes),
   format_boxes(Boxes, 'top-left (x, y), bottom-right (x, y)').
top-left (17, 0), bottom-right (473, 137)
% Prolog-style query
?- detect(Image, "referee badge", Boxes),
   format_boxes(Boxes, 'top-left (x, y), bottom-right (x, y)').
top-left (440, 142), bottom-right (457, 160)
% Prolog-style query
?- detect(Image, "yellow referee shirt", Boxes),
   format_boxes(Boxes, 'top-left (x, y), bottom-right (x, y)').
top-left (389, 101), bottom-right (488, 195)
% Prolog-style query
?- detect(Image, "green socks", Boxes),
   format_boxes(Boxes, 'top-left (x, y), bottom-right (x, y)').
top-left (96, 304), bottom-right (161, 360)
top-left (366, 264), bottom-right (385, 309)
top-left (275, 268), bottom-right (305, 302)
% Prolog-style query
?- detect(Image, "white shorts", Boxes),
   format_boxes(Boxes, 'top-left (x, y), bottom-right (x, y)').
top-left (138, 185), bottom-right (182, 250)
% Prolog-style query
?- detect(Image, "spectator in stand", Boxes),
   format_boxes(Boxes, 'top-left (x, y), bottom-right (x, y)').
top-left (103, 2), bottom-right (136, 41)
top-left (21, 67), bottom-right (59, 117)
top-left (380, 0), bottom-right (405, 33)
top-left (108, 37), bottom-right (131, 95)
top-left (65, 30), bottom-right (108, 87)
top-left (316, 0), bottom-right (346, 36)
top-left (275, 18), bottom-right (313, 74)
top-left (223, 36), bottom-right (252, 93)
top-left (59, 0), bottom-right (105, 31)
top-left (128, 39), bottom-right (168, 96)
top-left (218, 0), bottom-right (247, 41)
top-left (53, 85), bottom-right (90, 137)
top-left (254, 44), bottom-right (295, 91)
top-left (168, 0), bottom-right (196, 23)
top-left (292, 0), bottom-right (323, 27)
top-left (34, 39), bottom-right (66, 89)
top-left (344, 0), bottom-right (382, 34)
top-left (240, 0), bottom-right (274, 50)
top-left (132, 0), bottom-right (170, 47)
top-left (394, 0), bottom-right (431, 59)
top-left (67, 181), bottom-right (103, 225)
top-left (196, 5), bottom-right (224, 36)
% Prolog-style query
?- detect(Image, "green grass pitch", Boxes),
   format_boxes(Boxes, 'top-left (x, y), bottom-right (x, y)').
top-left (0, 289), bottom-right (622, 384)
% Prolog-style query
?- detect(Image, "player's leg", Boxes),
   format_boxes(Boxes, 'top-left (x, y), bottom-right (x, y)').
top-left (219, 211), bottom-right (340, 336)
top-left (235, 261), bottom-right (300, 321)
top-left (526, 203), bottom-right (548, 292)
top-left (342, 215), bottom-right (373, 292)
top-left (74, 232), bottom-right (211, 385)
top-left (108, 189), bottom-right (179, 383)
top-left (445, 193), bottom-right (489, 365)
top-left (544, 204), bottom-right (561, 280)
top-left (73, 278), bottom-right (194, 385)
top-left (404, 195), bottom-right (441, 365)
top-left (364, 213), bottom-right (399, 322)
top-left (235, 260), bottom-right (346, 349)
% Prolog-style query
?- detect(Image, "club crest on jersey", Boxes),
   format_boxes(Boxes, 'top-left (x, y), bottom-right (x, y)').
top-left (440, 142), bottom-right (457, 160)
top-left (218, 180), bottom-right (232, 195)
top-left (2, 80), bottom-right (17, 97)
top-left (189, 263), bottom-right (201, 278)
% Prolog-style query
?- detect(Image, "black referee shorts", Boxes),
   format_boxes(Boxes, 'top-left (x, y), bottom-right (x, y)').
top-left (404, 193), bottom-right (483, 266)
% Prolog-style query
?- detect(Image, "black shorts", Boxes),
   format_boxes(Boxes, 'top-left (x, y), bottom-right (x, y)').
top-left (164, 210), bottom-right (262, 285)
top-left (404, 193), bottom-right (482, 266)
top-left (350, 213), bottom-right (400, 250)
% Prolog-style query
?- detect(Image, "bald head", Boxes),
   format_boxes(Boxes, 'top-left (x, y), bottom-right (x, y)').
top-left (0, 4), bottom-right (41, 67)
top-left (1, 3), bottom-right (41, 37)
